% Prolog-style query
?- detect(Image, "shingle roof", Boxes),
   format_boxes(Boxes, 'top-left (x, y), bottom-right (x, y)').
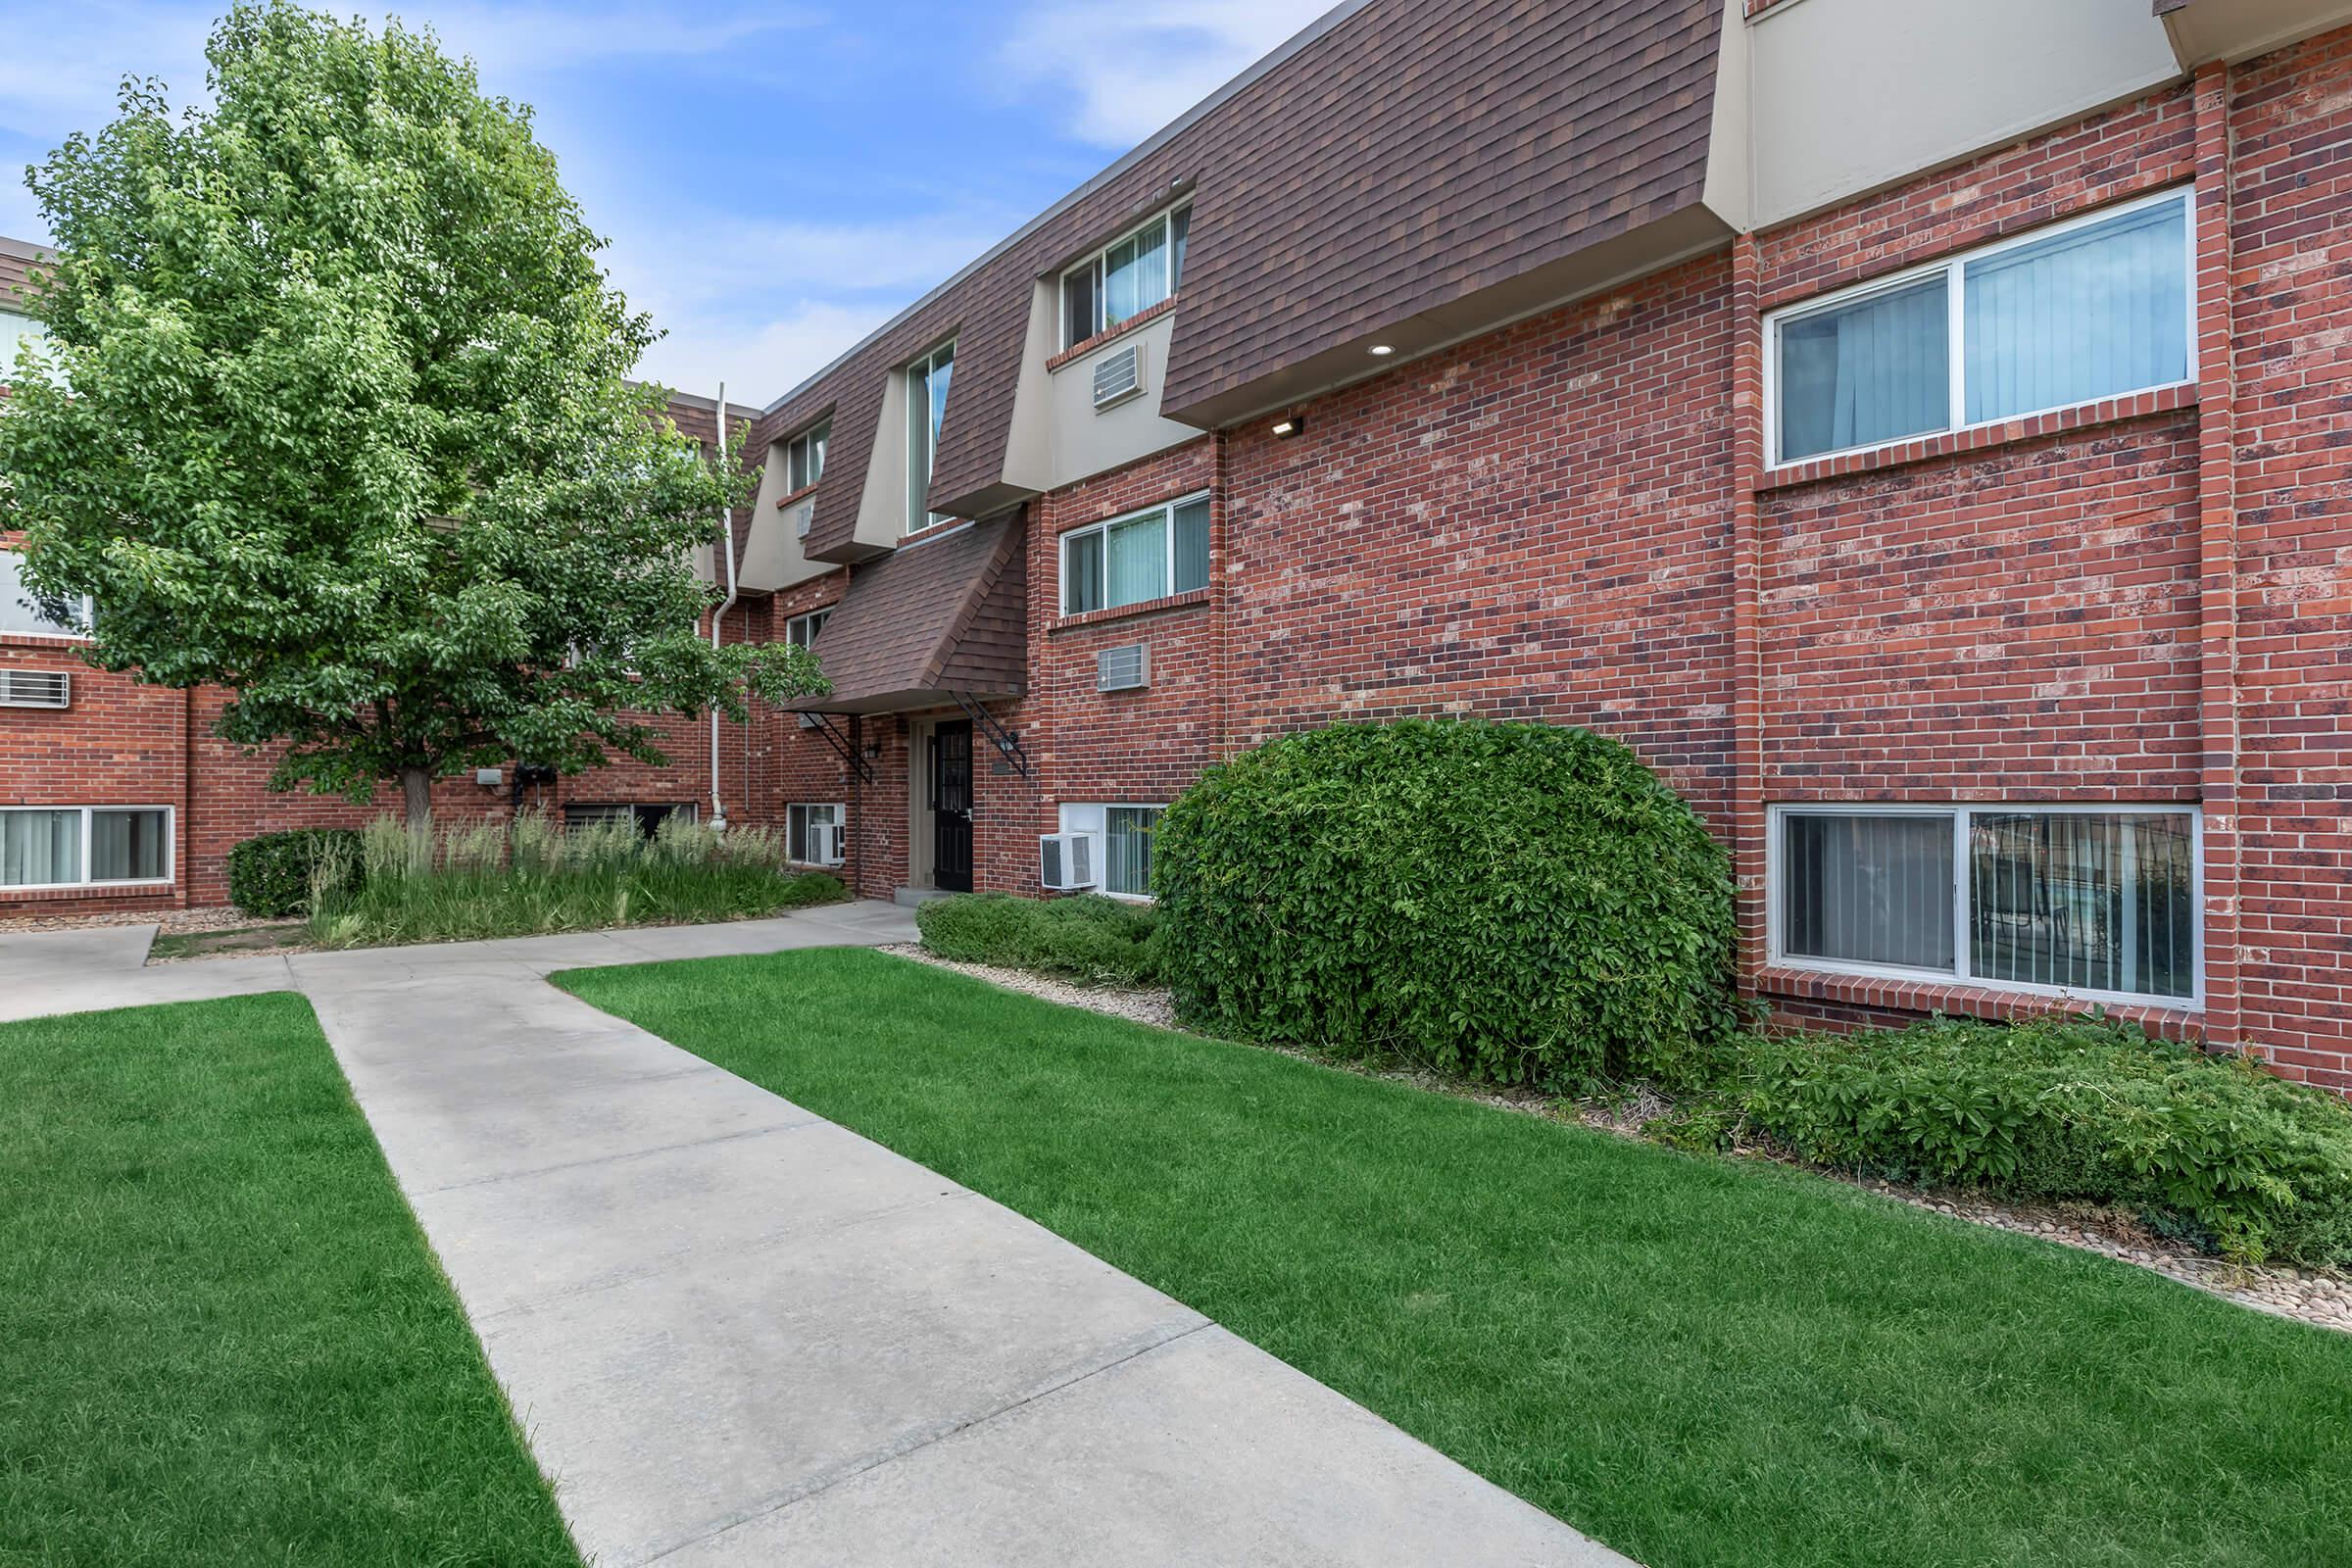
top-left (794, 511), bottom-right (1027, 713)
top-left (757, 0), bottom-right (1725, 562)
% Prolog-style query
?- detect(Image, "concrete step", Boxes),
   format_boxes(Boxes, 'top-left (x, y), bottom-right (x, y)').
top-left (892, 887), bottom-right (958, 908)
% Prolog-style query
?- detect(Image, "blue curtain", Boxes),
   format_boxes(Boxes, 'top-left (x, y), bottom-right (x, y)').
top-left (1965, 197), bottom-right (2188, 423)
top-left (1778, 274), bottom-right (1950, 462)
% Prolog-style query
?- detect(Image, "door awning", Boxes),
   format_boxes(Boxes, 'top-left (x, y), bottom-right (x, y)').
top-left (792, 510), bottom-right (1027, 715)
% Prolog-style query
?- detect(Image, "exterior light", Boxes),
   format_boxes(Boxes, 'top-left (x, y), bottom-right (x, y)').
top-left (1369, 344), bottom-right (1396, 356)
top-left (1271, 415), bottom-right (1303, 438)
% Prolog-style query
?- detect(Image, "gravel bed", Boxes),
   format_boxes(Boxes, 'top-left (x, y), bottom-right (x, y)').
top-left (0, 906), bottom-right (295, 938)
top-left (881, 943), bottom-right (2352, 1336)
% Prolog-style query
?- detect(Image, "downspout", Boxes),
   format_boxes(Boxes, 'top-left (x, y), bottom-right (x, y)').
top-left (710, 379), bottom-right (740, 832)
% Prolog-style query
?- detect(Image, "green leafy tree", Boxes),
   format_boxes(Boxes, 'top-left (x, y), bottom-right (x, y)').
top-left (0, 2), bottom-right (822, 827)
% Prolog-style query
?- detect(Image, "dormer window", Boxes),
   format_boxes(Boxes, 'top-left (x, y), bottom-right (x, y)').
top-left (785, 418), bottom-right (827, 494)
top-left (1061, 202), bottom-right (1190, 352)
top-left (906, 341), bottom-right (955, 533)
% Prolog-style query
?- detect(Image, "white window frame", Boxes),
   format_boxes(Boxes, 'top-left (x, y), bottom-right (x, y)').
top-left (1057, 490), bottom-right (1211, 616)
top-left (1763, 186), bottom-right (2198, 469)
top-left (0, 804), bottom-right (175, 891)
top-left (905, 341), bottom-right (956, 535)
top-left (1765, 801), bottom-right (2204, 1008)
top-left (784, 417), bottom-right (828, 494)
top-left (1060, 200), bottom-right (1191, 352)
top-left (1058, 802), bottom-right (1162, 901)
top-left (786, 607), bottom-right (831, 649)
top-left (0, 548), bottom-right (93, 641)
top-left (788, 802), bottom-right (845, 866)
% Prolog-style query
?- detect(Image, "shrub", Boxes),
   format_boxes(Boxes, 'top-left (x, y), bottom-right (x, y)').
top-left (916, 892), bottom-right (1164, 987)
top-left (225, 828), bottom-right (364, 917)
top-left (1152, 718), bottom-right (1737, 1091)
top-left (1690, 1012), bottom-right (2352, 1269)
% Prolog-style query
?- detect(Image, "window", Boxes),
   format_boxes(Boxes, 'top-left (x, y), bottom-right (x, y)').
top-left (564, 803), bottom-right (696, 838)
top-left (0, 806), bottom-right (172, 889)
top-left (1058, 803), bottom-right (1160, 898)
top-left (1, 549), bottom-right (88, 639)
top-left (906, 341), bottom-right (955, 533)
top-left (785, 419), bottom-right (828, 493)
top-left (1771, 805), bottom-right (2198, 1004)
top-left (0, 310), bottom-right (43, 378)
top-left (1061, 203), bottom-right (1191, 352)
top-left (1059, 493), bottom-right (1210, 615)
top-left (787, 608), bottom-right (831, 649)
top-left (1768, 188), bottom-right (2193, 466)
top-left (788, 802), bottom-right (844, 865)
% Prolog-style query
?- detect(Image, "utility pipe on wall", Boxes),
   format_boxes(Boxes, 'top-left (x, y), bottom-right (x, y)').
top-left (709, 379), bottom-right (740, 832)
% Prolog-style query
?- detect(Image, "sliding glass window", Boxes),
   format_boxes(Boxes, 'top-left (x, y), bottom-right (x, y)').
top-left (1769, 189), bottom-right (2194, 466)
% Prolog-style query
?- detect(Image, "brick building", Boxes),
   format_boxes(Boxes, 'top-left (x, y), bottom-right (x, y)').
top-left (5, 0), bottom-right (2350, 1091)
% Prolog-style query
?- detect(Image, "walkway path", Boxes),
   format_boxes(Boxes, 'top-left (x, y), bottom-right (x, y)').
top-left (3, 906), bottom-right (1625, 1566)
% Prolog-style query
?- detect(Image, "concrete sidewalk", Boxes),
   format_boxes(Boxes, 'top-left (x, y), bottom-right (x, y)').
top-left (2, 903), bottom-right (1626, 1566)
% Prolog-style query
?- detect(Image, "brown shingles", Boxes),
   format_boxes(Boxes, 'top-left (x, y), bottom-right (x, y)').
top-left (768, 0), bottom-right (1723, 563)
top-left (0, 235), bottom-right (56, 315)
top-left (796, 513), bottom-right (1027, 711)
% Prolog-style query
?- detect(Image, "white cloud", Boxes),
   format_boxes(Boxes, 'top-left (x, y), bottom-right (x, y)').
top-left (636, 297), bottom-right (894, 403)
top-left (998, 0), bottom-right (1337, 148)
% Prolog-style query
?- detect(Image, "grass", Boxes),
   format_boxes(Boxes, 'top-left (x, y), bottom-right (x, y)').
top-left (307, 810), bottom-right (847, 950)
top-left (0, 994), bottom-right (578, 1566)
top-left (558, 948), bottom-right (2352, 1568)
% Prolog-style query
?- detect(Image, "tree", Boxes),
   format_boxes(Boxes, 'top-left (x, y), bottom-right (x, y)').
top-left (0, 2), bottom-right (823, 827)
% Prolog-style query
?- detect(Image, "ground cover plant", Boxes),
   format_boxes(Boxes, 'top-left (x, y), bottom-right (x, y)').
top-left (914, 891), bottom-right (1164, 986)
top-left (307, 812), bottom-right (844, 949)
top-left (561, 948), bottom-right (2352, 1568)
top-left (1664, 1011), bottom-right (2352, 1269)
top-left (0, 994), bottom-right (577, 1565)
top-left (1152, 717), bottom-right (1737, 1090)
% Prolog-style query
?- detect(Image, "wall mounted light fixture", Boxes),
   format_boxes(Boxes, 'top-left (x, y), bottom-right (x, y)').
top-left (1271, 414), bottom-right (1303, 438)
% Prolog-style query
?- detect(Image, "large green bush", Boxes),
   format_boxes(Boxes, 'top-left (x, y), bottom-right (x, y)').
top-left (1152, 718), bottom-right (1737, 1090)
top-left (916, 893), bottom-right (1165, 987)
top-left (1686, 1013), bottom-right (2352, 1268)
top-left (225, 828), bottom-right (364, 917)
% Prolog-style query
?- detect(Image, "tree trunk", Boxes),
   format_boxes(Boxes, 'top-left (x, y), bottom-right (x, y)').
top-left (399, 765), bottom-right (433, 832)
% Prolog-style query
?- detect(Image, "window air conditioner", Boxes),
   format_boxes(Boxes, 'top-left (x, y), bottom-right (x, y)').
top-left (1040, 831), bottom-right (1098, 891)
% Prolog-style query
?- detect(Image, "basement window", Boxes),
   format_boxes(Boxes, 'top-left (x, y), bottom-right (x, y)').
top-left (1767, 187), bottom-right (2194, 466)
top-left (1770, 804), bottom-right (2199, 1005)
top-left (0, 806), bottom-right (172, 890)
top-left (788, 803), bottom-right (844, 866)
top-left (1060, 493), bottom-right (1210, 615)
top-left (1058, 803), bottom-right (1161, 898)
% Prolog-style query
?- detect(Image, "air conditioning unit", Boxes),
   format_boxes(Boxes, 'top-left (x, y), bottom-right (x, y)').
top-left (1040, 830), bottom-right (1098, 892)
top-left (814, 822), bottom-right (846, 866)
top-left (1092, 340), bottom-right (1147, 411)
top-left (0, 669), bottom-right (71, 709)
top-left (1096, 643), bottom-right (1150, 692)
top-left (787, 497), bottom-right (814, 539)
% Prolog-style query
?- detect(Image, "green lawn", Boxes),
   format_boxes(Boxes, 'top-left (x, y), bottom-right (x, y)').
top-left (559, 949), bottom-right (2352, 1568)
top-left (0, 995), bottom-right (577, 1567)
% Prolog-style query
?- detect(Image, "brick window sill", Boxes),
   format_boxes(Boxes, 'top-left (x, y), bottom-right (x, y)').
top-left (1753, 964), bottom-right (2203, 1040)
top-left (771, 481), bottom-right (818, 511)
top-left (1050, 588), bottom-right (1210, 633)
top-left (0, 632), bottom-right (93, 652)
top-left (0, 880), bottom-right (180, 907)
top-left (1757, 383), bottom-right (2199, 492)
top-left (1046, 295), bottom-right (1181, 373)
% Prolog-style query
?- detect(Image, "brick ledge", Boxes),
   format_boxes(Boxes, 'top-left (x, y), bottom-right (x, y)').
top-left (1753, 964), bottom-right (2203, 1040)
top-left (1758, 384), bottom-right (2198, 491)
top-left (1050, 588), bottom-right (1211, 634)
top-left (1046, 295), bottom-right (1181, 373)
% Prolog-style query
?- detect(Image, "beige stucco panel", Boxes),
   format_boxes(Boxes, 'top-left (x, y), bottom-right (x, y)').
top-left (738, 439), bottom-right (831, 593)
top-left (1740, 0), bottom-right (2182, 230)
top-left (855, 371), bottom-right (914, 551)
top-left (1041, 312), bottom-right (1200, 491)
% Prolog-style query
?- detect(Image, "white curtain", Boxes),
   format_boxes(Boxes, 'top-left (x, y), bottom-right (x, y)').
top-left (2, 810), bottom-right (81, 887)
top-left (1778, 275), bottom-right (1950, 462)
top-left (1965, 197), bottom-right (2188, 423)
top-left (1104, 218), bottom-right (1167, 326)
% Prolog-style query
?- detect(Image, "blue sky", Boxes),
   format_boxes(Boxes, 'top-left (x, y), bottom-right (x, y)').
top-left (0, 0), bottom-right (1331, 402)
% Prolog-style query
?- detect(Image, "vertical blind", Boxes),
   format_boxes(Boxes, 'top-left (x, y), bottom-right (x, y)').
top-left (1777, 275), bottom-right (1950, 464)
top-left (1062, 497), bottom-right (1212, 615)
top-left (1103, 807), bottom-right (1158, 897)
top-left (1106, 514), bottom-right (1166, 606)
top-left (1780, 812), bottom-right (1956, 971)
top-left (1964, 199), bottom-right (2188, 423)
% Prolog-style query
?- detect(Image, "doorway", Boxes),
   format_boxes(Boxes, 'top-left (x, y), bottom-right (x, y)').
top-left (928, 718), bottom-right (974, 892)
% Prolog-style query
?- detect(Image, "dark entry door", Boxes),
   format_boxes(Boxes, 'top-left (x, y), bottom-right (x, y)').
top-left (930, 720), bottom-right (974, 892)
